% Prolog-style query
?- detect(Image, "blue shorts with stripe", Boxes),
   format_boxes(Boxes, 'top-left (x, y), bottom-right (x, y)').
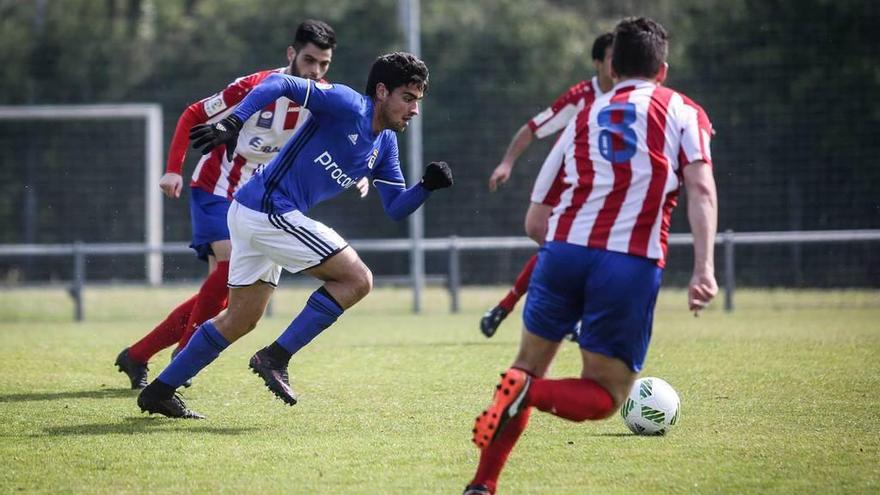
top-left (189, 186), bottom-right (231, 261)
top-left (523, 241), bottom-right (663, 372)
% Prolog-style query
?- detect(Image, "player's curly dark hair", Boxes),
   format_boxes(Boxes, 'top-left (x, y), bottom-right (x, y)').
top-left (293, 19), bottom-right (337, 51)
top-left (591, 32), bottom-right (614, 62)
top-left (612, 17), bottom-right (668, 79)
top-left (365, 52), bottom-right (429, 98)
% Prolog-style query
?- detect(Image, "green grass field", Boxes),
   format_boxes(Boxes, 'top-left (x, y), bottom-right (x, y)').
top-left (1, 286), bottom-right (878, 494)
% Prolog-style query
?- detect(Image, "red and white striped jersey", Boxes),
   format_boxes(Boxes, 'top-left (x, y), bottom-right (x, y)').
top-left (529, 77), bottom-right (606, 206)
top-left (528, 76), bottom-right (603, 140)
top-left (545, 79), bottom-right (713, 267)
top-left (165, 68), bottom-right (317, 199)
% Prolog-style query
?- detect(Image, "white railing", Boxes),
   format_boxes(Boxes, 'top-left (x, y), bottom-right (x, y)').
top-left (1, 229), bottom-right (879, 321)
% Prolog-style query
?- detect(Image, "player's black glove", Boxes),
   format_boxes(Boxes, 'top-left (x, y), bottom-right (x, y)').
top-left (421, 161), bottom-right (453, 191)
top-left (189, 114), bottom-right (244, 161)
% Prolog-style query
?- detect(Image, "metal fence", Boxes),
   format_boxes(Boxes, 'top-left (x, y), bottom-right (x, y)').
top-left (2, 229), bottom-right (878, 321)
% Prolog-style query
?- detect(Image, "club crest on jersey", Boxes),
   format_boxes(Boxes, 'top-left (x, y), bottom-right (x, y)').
top-left (256, 110), bottom-right (274, 129)
top-left (314, 151), bottom-right (356, 189)
top-left (366, 148), bottom-right (379, 169)
top-left (203, 94), bottom-right (227, 117)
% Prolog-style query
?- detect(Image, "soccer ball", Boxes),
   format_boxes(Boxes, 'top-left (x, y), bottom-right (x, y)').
top-left (620, 377), bottom-right (681, 435)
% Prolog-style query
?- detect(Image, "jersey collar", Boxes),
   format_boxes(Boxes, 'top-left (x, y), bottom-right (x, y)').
top-left (591, 76), bottom-right (605, 97)
top-left (612, 78), bottom-right (656, 92)
top-left (363, 96), bottom-right (382, 140)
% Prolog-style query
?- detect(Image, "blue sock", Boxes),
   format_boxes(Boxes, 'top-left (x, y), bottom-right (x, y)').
top-left (156, 320), bottom-right (229, 388)
top-left (275, 287), bottom-right (343, 356)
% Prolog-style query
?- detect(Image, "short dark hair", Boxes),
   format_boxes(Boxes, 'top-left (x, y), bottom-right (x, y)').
top-left (365, 52), bottom-right (429, 98)
top-left (293, 19), bottom-right (337, 51)
top-left (591, 32), bottom-right (614, 61)
top-left (611, 17), bottom-right (668, 79)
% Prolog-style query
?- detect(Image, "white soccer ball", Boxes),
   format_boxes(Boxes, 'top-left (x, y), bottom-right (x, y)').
top-left (620, 377), bottom-right (681, 435)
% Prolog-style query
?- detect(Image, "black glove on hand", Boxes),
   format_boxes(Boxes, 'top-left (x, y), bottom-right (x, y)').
top-left (421, 161), bottom-right (453, 191)
top-left (189, 114), bottom-right (244, 161)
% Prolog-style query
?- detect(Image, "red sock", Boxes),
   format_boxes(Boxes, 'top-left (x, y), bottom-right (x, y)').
top-left (127, 294), bottom-right (198, 364)
top-left (177, 261), bottom-right (230, 349)
top-left (498, 254), bottom-right (538, 312)
top-left (528, 377), bottom-right (615, 421)
top-left (470, 405), bottom-right (532, 494)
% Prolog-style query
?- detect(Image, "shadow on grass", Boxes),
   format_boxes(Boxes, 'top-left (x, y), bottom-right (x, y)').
top-left (0, 388), bottom-right (135, 403)
top-left (586, 433), bottom-right (636, 437)
top-left (38, 417), bottom-right (259, 437)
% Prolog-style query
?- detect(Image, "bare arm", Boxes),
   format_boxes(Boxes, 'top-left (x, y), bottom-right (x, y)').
top-left (488, 124), bottom-right (535, 192)
top-left (682, 160), bottom-right (718, 313)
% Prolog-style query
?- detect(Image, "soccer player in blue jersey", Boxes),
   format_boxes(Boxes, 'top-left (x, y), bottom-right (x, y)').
top-left (137, 52), bottom-right (453, 418)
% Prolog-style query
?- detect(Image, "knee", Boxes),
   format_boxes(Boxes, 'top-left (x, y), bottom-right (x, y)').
top-left (351, 264), bottom-right (373, 301)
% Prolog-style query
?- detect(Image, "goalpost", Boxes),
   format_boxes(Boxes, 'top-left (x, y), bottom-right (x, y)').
top-left (0, 104), bottom-right (164, 285)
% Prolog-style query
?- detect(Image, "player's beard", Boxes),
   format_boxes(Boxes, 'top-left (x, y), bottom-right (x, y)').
top-left (380, 106), bottom-right (408, 133)
top-left (286, 63), bottom-right (303, 79)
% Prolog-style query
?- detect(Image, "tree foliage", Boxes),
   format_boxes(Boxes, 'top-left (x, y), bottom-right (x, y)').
top-left (0, 0), bottom-right (876, 284)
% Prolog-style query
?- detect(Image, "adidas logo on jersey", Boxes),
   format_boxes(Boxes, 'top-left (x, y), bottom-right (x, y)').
top-left (348, 133), bottom-right (358, 145)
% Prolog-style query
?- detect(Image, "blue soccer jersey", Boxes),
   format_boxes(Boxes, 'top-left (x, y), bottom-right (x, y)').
top-left (231, 73), bottom-right (429, 219)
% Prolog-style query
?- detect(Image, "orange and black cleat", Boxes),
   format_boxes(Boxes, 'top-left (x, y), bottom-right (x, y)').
top-left (471, 368), bottom-right (531, 450)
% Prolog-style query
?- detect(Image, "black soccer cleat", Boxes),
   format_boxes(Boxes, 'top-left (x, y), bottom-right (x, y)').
top-left (249, 348), bottom-right (298, 406)
top-left (479, 305), bottom-right (509, 338)
top-left (137, 382), bottom-right (204, 419)
top-left (170, 347), bottom-right (193, 388)
top-left (462, 484), bottom-right (492, 495)
top-left (115, 348), bottom-right (149, 389)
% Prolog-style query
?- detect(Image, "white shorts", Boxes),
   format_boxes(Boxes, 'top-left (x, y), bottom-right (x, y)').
top-left (227, 201), bottom-right (348, 287)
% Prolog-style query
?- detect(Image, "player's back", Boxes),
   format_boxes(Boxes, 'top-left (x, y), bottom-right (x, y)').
top-left (529, 77), bottom-right (604, 139)
top-left (547, 79), bottom-right (712, 265)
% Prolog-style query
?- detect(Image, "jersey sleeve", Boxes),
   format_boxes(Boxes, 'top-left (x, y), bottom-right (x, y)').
top-left (527, 80), bottom-right (591, 139)
top-left (232, 74), bottom-right (359, 123)
top-left (530, 128), bottom-right (570, 205)
top-left (370, 133), bottom-right (406, 187)
top-left (370, 133), bottom-right (431, 221)
top-left (678, 96), bottom-right (714, 168)
top-left (165, 70), bottom-right (275, 174)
